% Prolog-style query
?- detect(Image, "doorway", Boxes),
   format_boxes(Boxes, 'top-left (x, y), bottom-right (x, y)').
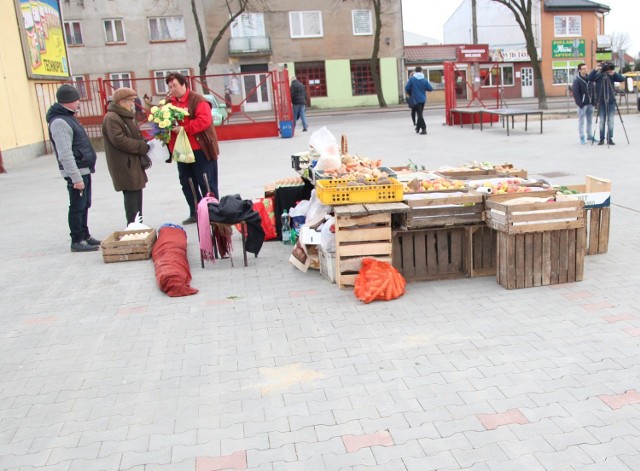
top-left (240, 64), bottom-right (272, 112)
top-left (521, 67), bottom-right (534, 98)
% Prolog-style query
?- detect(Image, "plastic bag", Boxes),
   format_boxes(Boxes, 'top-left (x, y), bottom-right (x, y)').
top-left (320, 216), bottom-right (336, 253)
top-left (309, 127), bottom-right (340, 171)
top-left (147, 138), bottom-right (169, 162)
top-left (305, 190), bottom-right (331, 227)
top-left (126, 212), bottom-right (150, 231)
top-left (172, 128), bottom-right (195, 164)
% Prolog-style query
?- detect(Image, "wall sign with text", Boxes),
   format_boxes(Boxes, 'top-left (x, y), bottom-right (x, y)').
top-left (14, 0), bottom-right (70, 79)
top-left (552, 39), bottom-right (585, 59)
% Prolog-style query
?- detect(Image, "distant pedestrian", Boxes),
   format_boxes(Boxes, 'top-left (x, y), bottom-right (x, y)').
top-left (404, 66), bottom-right (433, 135)
top-left (102, 87), bottom-right (151, 225)
top-left (572, 63), bottom-right (594, 144)
top-left (405, 71), bottom-right (417, 127)
top-left (46, 84), bottom-right (101, 253)
top-left (290, 77), bottom-right (308, 132)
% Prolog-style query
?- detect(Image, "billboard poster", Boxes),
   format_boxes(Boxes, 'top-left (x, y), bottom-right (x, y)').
top-left (14, 0), bottom-right (70, 79)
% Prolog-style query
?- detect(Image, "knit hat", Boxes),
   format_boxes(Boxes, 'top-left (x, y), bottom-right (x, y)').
top-left (56, 84), bottom-right (81, 104)
top-left (112, 87), bottom-right (137, 104)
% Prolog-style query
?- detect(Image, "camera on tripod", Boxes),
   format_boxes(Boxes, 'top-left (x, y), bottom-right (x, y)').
top-left (600, 62), bottom-right (616, 72)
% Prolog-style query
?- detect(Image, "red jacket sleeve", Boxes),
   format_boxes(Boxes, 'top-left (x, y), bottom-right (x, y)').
top-left (183, 101), bottom-right (212, 135)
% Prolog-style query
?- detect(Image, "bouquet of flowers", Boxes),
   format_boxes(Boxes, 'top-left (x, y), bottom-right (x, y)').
top-left (147, 99), bottom-right (189, 145)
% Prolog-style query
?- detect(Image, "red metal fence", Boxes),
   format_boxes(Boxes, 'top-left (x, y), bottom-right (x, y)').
top-left (36, 70), bottom-right (293, 152)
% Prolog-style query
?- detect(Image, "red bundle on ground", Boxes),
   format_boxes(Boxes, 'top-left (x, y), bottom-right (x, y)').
top-left (354, 258), bottom-right (406, 304)
top-left (152, 226), bottom-right (198, 297)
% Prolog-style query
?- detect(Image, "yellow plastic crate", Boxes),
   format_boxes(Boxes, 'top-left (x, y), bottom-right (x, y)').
top-left (316, 178), bottom-right (403, 205)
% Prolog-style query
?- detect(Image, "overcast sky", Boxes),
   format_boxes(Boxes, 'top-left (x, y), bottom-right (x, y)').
top-left (401, 0), bottom-right (640, 57)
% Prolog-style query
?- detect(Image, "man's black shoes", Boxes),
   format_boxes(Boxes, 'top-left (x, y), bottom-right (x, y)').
top-left (71, 240), bottom-right (99, 252)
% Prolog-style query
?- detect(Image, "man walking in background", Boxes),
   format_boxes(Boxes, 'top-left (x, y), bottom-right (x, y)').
top-left (404, 66), bottom-right (433, 135)
top-left (572, 63), bottom-right (594, 145)
top-left (290, 77), bottom-right (308, 132)
top-left (46, 84), bottom-right (100, 252)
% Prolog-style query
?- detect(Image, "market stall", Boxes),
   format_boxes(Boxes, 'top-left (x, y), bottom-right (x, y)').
top-left (278, 128), bottom-right (611, 296)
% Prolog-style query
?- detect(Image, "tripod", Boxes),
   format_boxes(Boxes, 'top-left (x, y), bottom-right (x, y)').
top-left (591, 73), bottom-right (630, 146)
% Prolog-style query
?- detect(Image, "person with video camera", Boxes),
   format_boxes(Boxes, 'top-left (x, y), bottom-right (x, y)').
top-left (587, 62), bottom-right (625, 145)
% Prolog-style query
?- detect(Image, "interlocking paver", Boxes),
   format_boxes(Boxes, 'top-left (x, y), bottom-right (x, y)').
top-left (3, 110), bottom-right (640, 470)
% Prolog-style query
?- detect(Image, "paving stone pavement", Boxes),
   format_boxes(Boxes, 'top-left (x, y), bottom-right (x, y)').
top-left (1, 108), bottom-right (640, 470)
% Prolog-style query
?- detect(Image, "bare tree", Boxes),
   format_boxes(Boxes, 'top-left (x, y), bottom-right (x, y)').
top-left (491, 0), bottom-right (547, 109)
top-left (191, 0), bottom-right (251, 93)
top-left (609, 31), bottom-right (631, 55)
top-left (369, 0), bottom-right (387, 107)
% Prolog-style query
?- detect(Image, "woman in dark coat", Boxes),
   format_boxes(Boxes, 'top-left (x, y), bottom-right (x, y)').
top-left (102, 88), bottom-right (151, 224)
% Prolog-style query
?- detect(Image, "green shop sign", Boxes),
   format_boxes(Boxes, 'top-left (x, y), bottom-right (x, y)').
top-left (552, 39), bottom-right (585, 58)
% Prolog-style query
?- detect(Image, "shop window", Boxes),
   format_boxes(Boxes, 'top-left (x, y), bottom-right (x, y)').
top-left (552, 61), bottom-right (580, 86)
top-left (295, 62), bottom-right (327, 97)
top-left (104, 18), bottom-right (126, 44)
top-left (352, 10), bottom-right (372, 36)
top-left (350, 60), bottom-right (376, 96)
top-left (64, 21), bottom-right (83, 46)
top-left (289, 11), bottom-right (323, 38)
top-left (153, 69), bottom-right (190, 95)
top-left (425, 68), bottom-right (445, 90)
top-left (148, 17), bottom-right (185, 42)
top-left (479, 65), bottom-right (514, 87)
top-left (554, 15), bottom-right (581, 37)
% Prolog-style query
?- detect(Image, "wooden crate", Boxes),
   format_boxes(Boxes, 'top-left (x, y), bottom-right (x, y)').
top-left (100, 229), bottom-right (156, 263)
top-left (467, 225), bottom-right (497, 277)
top-left (392, 227), bottom-right (467, 281)
top-left (334, 203), bottom-right (408, 288)
top-left (485, 198), bottom-right (584, 234)
top-left (399, 193), bottom-right (484, 229)
top-left (565, 175), bottom-right (611, 255)
top-left (496, 229), bottom-right (585, 289)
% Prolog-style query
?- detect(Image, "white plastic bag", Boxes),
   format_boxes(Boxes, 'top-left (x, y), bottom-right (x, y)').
top-left (289, 200), bottom-right (310, 218)
top-left (146, 138), bottom-right (169, 163)
top-left (320, 216), bottom-right (336, 253)
top-left (126, 212), bottom-right (150, 231)
top-left (309, 127), bottom-right (340, 171)
top-left (305, 190), bottom-right (331, 227)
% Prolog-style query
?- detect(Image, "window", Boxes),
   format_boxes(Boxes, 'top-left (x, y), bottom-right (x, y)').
top-left (148, 17), bottom-right (185, 41)
top-left (479, 65), bottom-right (514, 87)
top-left (294, 62), bottom-right (327, 97)
top-left (109, 72), bottom-right (132, 90)
top-left (352, 10), bottom-right (372, 36)
top-left (64, 21), bottom-right (83, 46)
top-left (104, 19), bottom-right (125, 44)
top-left (153, 69), bottom-right (190, 95)
top-left (350, 60), bottom-right (377, 96)
top-left (231, 13), bottom-right (265, 37)
top-left (425, 68), bottom-right (445, 90)
top-left (289, 11), bottom-right (323, 38)
top-left (554, 15), bottom-right (581, 37)
top-left (552, 61), bottom-right (581, 85)
top-left (71, 75), bottom-right (90, 100)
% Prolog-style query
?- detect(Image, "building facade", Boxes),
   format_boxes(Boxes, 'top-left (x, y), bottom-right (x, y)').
top-left (60, 0), bottom-right (405, 110)
top-left (442, 0), bottom-right (610, 99)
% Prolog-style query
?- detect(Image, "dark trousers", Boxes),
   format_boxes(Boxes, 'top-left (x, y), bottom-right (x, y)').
top-left (415, 103), bottom-right (426, 132)
top-left (123, 189), bottom-right (143, 225)
top-left (177, 149), bottom-right (218, 216)
top-left (65, 174), bottom-right (92, 243)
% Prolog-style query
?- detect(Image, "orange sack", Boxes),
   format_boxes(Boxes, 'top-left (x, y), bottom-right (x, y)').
top-left (354, 258), bottom-right (406, 304)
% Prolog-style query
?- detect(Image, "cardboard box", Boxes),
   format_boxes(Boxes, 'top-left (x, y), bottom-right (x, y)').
top-left (101, 228), bottom-right (156, 263)
top-left (319, 248), bottom-right (336, 283)
top-left (565, 175), bottom-right (611, 209)
top-left (300, 225), bottom-right (322, 245)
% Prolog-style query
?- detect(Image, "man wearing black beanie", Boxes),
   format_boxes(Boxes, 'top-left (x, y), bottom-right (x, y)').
top-left (46, 84), bottom-right (101, 252)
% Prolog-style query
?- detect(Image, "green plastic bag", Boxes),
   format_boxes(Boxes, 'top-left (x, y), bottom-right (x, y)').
top-left (172, 128), bottom-right (195, 164)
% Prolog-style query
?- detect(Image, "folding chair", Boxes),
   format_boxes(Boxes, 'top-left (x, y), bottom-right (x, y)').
top-left (189, 175), bottom-right (249, 268)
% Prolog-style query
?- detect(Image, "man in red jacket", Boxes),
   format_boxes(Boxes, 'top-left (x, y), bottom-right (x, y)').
top-left (165, 72), bottom-right (220, 224)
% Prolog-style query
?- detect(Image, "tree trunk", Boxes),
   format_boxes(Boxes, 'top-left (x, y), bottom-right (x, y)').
top-left (370, 0), bottom-right (386, 107)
